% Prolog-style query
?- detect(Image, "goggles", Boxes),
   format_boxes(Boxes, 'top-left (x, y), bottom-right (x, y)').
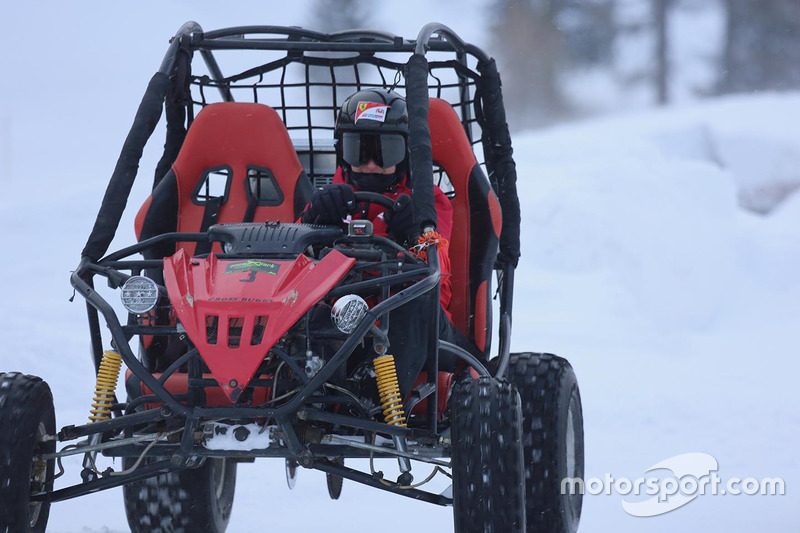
top-left (341, 132), bottom-right (406, 168)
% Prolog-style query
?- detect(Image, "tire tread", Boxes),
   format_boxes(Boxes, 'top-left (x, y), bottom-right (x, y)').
top-left (451, 376), bottom-right (526, 533)
top-left (507, 352), bottom-right (584, 533)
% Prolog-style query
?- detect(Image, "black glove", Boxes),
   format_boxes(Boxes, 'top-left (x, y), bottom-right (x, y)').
top-left (384, 194), bottom-right (417, 244)
top-left (301, 184), bottom-right (357, 224)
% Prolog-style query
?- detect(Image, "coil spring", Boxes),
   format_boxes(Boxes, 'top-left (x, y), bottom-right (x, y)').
top-left (373, 355), bottom-right (407, 427)
top-left (89, 350), bottom-right (123, 422)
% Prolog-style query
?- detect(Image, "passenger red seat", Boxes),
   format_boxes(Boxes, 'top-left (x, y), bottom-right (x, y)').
top-left (131, 102), bottom-right (313, 370)
top-left (428, 98), bottom-right (502, 354)
top-left (135, 102), bottom-right (313, 257)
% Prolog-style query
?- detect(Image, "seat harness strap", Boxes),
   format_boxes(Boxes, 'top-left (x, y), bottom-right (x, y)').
top-left (194, 196), bottom-right (222, 255)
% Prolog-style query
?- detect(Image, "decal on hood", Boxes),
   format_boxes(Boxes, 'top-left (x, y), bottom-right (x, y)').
top-left (224, 260), bottom-right (280, 276)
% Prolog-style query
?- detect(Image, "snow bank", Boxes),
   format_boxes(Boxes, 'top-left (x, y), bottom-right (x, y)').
top-left (509, 94), bottom-right (800, 532)
top-left (1, 83), bottom-right (798, 531)
top-left (545, 93), bottom-right (800, 215)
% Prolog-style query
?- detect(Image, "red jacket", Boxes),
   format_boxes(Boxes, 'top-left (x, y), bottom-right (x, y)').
top-left (331, 167), bottom-right (454, 313)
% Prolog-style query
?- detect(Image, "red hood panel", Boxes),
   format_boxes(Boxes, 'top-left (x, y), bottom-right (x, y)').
top-left (163, 250), bottom-right (355, 402)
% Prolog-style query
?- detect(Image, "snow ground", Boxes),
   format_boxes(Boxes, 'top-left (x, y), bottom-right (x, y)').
top-left (1, 3), bottom-right (799, 532)
top-left (1, 93), bottom-right (797, 533)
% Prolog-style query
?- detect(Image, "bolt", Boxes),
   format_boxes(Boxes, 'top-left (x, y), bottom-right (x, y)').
top-left (397, 471), bottom-right (414, 486)
top-left (298, 451), bottom-right (314, 469)
top-left (233, 426), bottom-right (250, 442)
top-left (80, 468), bottom-right (97, 483)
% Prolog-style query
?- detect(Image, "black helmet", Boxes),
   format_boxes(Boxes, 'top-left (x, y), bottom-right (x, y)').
top-left (335, 89), bottom-right (409, 192)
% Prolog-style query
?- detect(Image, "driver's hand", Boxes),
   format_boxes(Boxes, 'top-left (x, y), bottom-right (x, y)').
top-left (384, 194), bottom-right (416, 244)
top-left (301, 184), bottom-right (357, 224)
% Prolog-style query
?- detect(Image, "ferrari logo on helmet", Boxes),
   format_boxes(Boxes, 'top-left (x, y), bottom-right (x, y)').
top-left (355, 101), bottom-right (388, 123)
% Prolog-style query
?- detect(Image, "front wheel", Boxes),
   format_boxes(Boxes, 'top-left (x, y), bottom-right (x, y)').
top-left (450, 376), bottom-right (526, 533)
top-left (123, 456), bottom-right (237, 533)
top-left (506, 352), bottom-right (584, 533)
top-left (0, 372), bottom-right (56, 533)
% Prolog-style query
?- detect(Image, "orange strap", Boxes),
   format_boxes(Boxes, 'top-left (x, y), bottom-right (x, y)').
top-left (409, 231), bottom-right (449, 262)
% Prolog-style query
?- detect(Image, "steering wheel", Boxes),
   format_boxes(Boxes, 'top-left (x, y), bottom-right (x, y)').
top-left (309, 190), bottom-right (396, 225)
top-left (352, 191), bottom-right (395, 210)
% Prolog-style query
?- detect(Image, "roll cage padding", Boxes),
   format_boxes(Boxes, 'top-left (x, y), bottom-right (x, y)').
top-left (429, 98), bottom-right (501, 354)
top-left (152, 39), bottom-right (193, 192)
top-left (476, 58), bottom-right (521, 268)
top-left (404, 54), bottom-right (438, 232)
top-left (135, 102), bottom-right (314, 257)
top-left (81, 73), bottom-right (171, 261)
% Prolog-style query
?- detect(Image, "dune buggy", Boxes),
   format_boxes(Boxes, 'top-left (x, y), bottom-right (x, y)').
top-left (0, 21), bottom-right (584, 533)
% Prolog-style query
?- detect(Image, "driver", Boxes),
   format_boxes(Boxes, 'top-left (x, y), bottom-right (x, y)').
top-left (299, 88), bottom-right (470, 397)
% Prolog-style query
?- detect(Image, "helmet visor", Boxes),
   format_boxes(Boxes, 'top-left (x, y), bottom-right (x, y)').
top-left (341, 133), bottom-right (406, 169)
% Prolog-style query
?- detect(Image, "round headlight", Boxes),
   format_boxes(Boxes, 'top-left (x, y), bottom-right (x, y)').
top-left (120, 276), bottom-right (159, 314)
top-left (331, 294), bottom-right (369, 334)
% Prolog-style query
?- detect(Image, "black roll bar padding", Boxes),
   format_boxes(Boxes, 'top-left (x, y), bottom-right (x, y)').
top-left (153, 41), bottom-right (194, 190)
top-left (80, 72), bottom-right (171, 261)
top-left (81, 22), bottom-right (203, 262)
top-left (404, 53), bottom-right (437, 231)
top-left (475, 58), bottom-right (521, 269)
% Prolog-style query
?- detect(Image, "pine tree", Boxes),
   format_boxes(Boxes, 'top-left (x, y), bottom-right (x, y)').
top-left (718, 0), bottom-right (800, 93)
top-left (489, 0), bottom-right (568, 129)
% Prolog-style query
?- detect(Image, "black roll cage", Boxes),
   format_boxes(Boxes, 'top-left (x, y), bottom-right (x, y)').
top-left (77, 20), bottom-right (520, 376)
top-left (63, 21), bottom-right (521, 505)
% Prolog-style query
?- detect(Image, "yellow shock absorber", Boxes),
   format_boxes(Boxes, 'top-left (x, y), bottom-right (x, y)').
top-left (373, 355), bottom-right (407, 427)
top-left (89, 350), bottom-right (123, 422)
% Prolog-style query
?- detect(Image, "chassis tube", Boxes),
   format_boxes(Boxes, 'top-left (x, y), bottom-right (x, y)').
top-left (71, 250), bottom-right (440, 431)
top-left (160, 21), bottom-right (203, 75)
top-left (31, 459), bottom-right (175, 504)
top-left (494, 264), bottom-right (515, 379)
top-left (313, 459), bottom-right (452, 506)
top-left (71, 261), bottom-right (191, 417)
top-left (415, 22), bottom-right (469, 56)
top-left (439, 341), bottom-right (490, 377)
top-left (194, 262), bottom-right (441, 421)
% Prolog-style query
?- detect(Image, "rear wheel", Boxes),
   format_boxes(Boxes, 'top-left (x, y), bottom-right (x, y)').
top-left (0, 372), bottom-right (56, 533)
top-left (123, 456), bottom-right (237, 533)
top-left (506, 352), bottom-right (584, 533)
top-left (451, 376), bottom-right (526, 533)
